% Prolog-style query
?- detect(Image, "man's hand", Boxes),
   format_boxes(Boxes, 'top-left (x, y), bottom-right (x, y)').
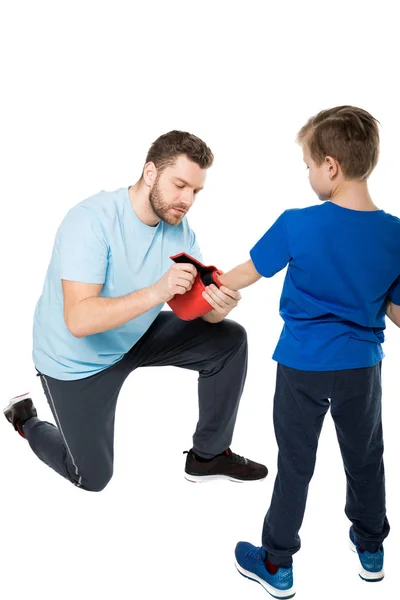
top-left (151, 263), bottom-right (198, 303)
top-left (201, 284), bottom-right (241, 322)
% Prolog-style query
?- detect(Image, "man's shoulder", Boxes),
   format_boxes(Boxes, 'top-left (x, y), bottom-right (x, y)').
top-left (79, 187), bottom-right (126, 215)
top-left (61, 188), bottom-right (126, 226)
top-left (57, 189), bottom-right (127, 242)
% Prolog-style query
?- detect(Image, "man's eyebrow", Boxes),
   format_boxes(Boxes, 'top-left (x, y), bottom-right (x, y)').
top-left (174, 177), bottom-right (204, 191)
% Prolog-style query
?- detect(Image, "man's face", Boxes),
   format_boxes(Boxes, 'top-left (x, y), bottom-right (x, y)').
top-left (149, 154), bottom-right (207, 225)
top-left (302, 144), bottom-right (333, 201)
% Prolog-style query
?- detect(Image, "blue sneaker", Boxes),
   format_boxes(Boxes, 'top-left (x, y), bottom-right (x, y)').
top-left (349, 527), bottom-right (384, 581)
top-left (234, 542), bottom-right (295, 598)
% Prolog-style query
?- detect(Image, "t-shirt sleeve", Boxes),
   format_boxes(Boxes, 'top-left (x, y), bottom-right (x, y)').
top-left (57, 206), bottom-right (109, 284)
top-left (388, 276), bottom-right (400, 305)
top-left (187, 228), bottom-right (203, 263)
top-left (250, 211), bottom-right (291, 277)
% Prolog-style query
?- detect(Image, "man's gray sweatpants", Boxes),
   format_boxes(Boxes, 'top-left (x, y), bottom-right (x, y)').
top-left (24, 311), bottom-right (248, 491)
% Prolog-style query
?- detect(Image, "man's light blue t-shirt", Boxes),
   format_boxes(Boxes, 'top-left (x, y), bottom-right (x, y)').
top-left (250, 202), bottom-right (400, 371)
top-left (33, 187), bottom-right (202, 380)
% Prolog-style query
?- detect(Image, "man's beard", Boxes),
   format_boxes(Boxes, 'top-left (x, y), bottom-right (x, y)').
top-left (149, 178), bottom-right (187, 225)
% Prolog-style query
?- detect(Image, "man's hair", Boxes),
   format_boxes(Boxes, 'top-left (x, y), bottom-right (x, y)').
top-left (297, 106), bottom-right (380, 180)
top-left (144, 130), bottom-right (214, 175)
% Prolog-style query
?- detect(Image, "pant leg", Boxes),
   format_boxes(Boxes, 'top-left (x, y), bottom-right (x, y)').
top-left (122, 311), bottom-right (248, 458)
top-left (262, 364), bottom-right (332, 567)
top-left (330, 362), bottom-right (390, 552)
top-left (24, 360), bottom-right (127, 492)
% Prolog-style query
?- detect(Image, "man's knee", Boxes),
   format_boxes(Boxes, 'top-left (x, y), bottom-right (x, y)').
top-left (202, 320), bottom-right (247, 373)
top-left (217, 319), bottom-right (247, 346)
top-left (74, 468), bottom-right (113, 493)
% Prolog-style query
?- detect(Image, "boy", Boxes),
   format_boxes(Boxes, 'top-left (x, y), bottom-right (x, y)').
top-left (214, 106), bottom-right (400, 598)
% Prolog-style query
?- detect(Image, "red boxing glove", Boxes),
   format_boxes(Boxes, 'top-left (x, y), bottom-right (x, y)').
top-left (167, 252), bottom-right (223, 320)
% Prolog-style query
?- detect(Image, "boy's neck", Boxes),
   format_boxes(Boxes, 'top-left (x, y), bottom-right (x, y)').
top-left (329, 179), bottom-right (380, 211)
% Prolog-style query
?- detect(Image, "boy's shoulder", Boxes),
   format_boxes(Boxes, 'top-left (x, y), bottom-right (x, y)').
top-left (283, 204), bottom-right (400, 224)
top-left (281, 203), bottom-right (325, 222)
top-left (382, 210), bottom-right (400, 226)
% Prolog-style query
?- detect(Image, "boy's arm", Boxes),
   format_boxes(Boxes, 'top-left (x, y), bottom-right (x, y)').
top-left (386, 276), bottom-right (400, 327)
top-left (204, 211), bottom-right (291, 310)
top-left (386, 298), bottom-right (400, 327)
top-left (218, 259), bottom-right (262, 291)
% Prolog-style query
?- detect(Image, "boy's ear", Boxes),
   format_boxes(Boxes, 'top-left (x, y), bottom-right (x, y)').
top-left (325, 155), bottom-right (340, 179)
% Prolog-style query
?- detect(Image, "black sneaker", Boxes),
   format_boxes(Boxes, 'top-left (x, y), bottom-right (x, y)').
top-left (184, 448), bottom-right (268, 483)
top-left (4, 393), bottom-right (37, 438)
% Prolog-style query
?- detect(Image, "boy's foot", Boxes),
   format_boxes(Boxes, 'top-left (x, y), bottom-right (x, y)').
top-left (234, 542), bottom-right (295, 598)
top-left (183, 448), bottom-right (268, 482)
top-left (3, 393), bottom-right (37, 438)
top-left (349, 527), bottom-right (384, 581)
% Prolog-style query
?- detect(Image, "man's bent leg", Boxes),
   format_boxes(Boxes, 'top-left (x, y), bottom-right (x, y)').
top-left (193, 320), bottom-right (247, 457)
top-left (125, 311), bottom-right (248, 457)
top-left (23, 362), bottom-right (127, 491)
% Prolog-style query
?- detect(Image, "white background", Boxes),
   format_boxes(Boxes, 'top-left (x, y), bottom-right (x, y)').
top-left (1, 1), bottom-right (400, 599)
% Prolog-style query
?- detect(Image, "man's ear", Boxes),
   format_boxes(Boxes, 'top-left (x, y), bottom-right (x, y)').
top-left (143, 161), bottom-right (157, 187)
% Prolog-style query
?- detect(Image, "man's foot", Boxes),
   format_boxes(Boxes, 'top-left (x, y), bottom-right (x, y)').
top-left (3, 393), bottom-right (37, 438)
top-left (234, 542), bottom-right (295, 598)
top-left (349, 527), bottom-right (384, 582)
top-left (184, 448), bottom-right (268, 482)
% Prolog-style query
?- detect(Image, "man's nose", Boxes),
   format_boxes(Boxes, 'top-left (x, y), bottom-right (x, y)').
top-left (180, 190), bottom-right (194, 207)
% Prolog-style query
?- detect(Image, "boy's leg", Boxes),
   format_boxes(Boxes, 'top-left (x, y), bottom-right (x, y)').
top-left (22, 361), bottom-right (127, 492)
top-left (261, 364), bottom-right (332, 567)
top-left (123, 311), bottom-right (248, 458)
top-left (330, 363), bottom-right (390, 551)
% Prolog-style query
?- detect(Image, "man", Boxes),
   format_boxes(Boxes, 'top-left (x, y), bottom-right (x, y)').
top-left (4, 130), bottom-right (267, 492)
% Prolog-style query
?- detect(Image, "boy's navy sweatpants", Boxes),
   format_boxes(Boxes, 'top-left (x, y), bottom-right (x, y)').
top-left (263, 362), bottom-right (390, 567)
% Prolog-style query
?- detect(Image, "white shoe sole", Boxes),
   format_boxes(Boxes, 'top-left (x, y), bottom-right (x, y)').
top-left (184, 473), bottom-right (267, 483)
top-left (3, 393), bottom-right (31, 415)
top-left (349, 538), bottom-right (385, 581)
top-left (235, 559), bottom-right (296, 598)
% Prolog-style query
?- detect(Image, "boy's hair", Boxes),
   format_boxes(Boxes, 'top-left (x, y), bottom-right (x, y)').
top-left (297, 106), bottom-right (380, 180)
top-left (144, 130), bottom-right (214, 175)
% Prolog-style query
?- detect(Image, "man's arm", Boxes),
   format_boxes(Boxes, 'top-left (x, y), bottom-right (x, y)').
top-left (63, 262), bottom-right (197, 338)
top-left (63, 281), bottom-right (160, 338)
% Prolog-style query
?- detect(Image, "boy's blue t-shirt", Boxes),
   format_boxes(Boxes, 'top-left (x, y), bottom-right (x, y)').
top-left (33, 188), bottom-right (202, 380)
top-left (250, 202), bottom-right (400, 371)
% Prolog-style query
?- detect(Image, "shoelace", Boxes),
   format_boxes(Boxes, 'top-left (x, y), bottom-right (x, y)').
top-left (226, 449), bottom-right (247, 464)
top-left (245, 545), bottom-right (263, 564)
top-left (243, 547), bottom-right (291, 578)
top-left (183, 448), bottom-right (248, 464)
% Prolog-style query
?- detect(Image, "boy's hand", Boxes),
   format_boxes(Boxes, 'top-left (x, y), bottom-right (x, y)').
top-left (202, 284), bottom-right (241, 317)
